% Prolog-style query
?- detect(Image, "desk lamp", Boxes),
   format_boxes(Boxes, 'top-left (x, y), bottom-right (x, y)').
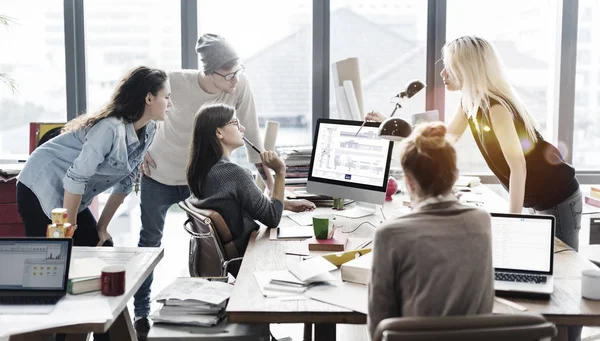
top-left (378, 80), bottom-right (426, 141)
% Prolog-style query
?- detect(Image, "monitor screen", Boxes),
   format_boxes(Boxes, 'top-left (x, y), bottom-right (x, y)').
top-left (491, 214), bottom-right (554, 274)
top-left (307, 119), bottom-right (393, 205)
top-left (0, 239), bottom-right (71, 291)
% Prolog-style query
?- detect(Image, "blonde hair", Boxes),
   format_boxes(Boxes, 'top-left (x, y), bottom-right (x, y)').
top-left (400, 122), bottom-right (458, 197)
top-left (442, 35), bottom-right (538, 142)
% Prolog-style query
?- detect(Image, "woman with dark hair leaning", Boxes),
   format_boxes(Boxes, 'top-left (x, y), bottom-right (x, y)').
top-left (186, 103), bottom-right (315, 255)
top-left (17, 66), bottom-right (172, 247)
top-left (368, 122), bottom-right (494, 341)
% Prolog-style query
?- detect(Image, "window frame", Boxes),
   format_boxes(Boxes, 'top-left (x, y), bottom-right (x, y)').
top-left (55, 0), bottom-right (597, 183)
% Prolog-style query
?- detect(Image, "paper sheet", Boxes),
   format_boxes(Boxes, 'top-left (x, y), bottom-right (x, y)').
top-left (0, 297), bottom-right (112, 337)
top-left (153, 277), bottom-right (233, 306)
top-left (305, 280), bottom-right (368, 314)
top-left (287, 256), bottom-right (337, 282)
top-left (253, 271), bottom-right (306, 298)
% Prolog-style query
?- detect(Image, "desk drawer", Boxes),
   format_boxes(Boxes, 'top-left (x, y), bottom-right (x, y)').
top-left (0, 224), bottom-right (25, 237)
top-left (0, 180), bottom-right (17, 204)
top-left (0, 204), bottom-right (23, 224)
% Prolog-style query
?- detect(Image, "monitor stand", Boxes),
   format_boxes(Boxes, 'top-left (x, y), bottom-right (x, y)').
top-left (333, 202), bottom-right (377, 219)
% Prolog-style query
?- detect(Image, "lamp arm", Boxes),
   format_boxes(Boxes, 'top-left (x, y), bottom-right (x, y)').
top-left (389, 102), bottom-right (402, 118)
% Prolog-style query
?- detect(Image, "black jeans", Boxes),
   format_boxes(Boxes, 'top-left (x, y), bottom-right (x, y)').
top-left (16, 182), bottom-right (113, 247)
top-left (16, 182), bottom-right (112, 341)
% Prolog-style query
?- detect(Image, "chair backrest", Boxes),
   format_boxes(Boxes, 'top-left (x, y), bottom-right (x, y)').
top-left (178, 199), bottom-right (239, 277)
top-left (373, 314), bottom-right (556, 341)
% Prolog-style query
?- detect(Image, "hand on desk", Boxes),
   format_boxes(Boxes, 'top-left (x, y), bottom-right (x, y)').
top-left (284, 199), bottom-right (316, 212)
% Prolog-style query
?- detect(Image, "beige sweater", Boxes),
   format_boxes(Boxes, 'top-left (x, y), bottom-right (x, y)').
top-left (147, 70), bottom-right (263, 186)
top-left (368, 199), bottom-right (494, 339)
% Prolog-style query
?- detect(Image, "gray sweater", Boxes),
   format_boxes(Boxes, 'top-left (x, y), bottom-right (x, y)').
top-left (368, 199), bottom-right (494, 338)
top-left (189, 157), bottom-right (283, 254)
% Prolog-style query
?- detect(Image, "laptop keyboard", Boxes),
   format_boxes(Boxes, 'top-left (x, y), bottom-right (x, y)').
top-left (0, 296), bottom-right (61, 305)
top-left (495, 272), bottom-right (547, 284)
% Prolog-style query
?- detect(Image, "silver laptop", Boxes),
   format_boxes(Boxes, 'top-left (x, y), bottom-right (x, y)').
top-left (0, 238), bottom-right (72, 313)
top-left (491, 213), bottom-right (555, 298)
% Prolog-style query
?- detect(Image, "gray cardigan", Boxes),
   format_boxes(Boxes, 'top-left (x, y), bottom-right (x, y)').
top-left (189, 157), bottom-right (283, 254)
top-left (368, 199), bottom-right (494, 338)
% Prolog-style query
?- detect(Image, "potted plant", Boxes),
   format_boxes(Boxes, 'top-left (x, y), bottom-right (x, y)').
top-left (0, 15), bottom-right (17, 93)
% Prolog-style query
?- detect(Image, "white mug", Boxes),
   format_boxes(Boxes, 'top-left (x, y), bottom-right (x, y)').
top-left (582, 268), bottom-right (600, 300)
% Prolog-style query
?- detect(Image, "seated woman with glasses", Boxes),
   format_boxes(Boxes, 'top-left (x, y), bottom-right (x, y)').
top-left (186, 103), bottom-right (315, 254)
top-left (368, 122), bottom-right (494, 340)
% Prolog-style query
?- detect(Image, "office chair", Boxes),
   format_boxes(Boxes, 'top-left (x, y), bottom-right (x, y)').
top-left (178, 198), bottom-right (243, 278)
top-left (372, 314), bottom-right (556, 341)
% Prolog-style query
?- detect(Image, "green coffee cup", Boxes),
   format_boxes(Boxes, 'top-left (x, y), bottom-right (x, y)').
top-left (313, 215), bottom-right (335, 239)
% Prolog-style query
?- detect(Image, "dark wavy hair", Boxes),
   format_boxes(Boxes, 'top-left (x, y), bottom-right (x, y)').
top-left (187, 103), bottom-right (236, 198)
top-left (62, 66), bottom-right (168, 133)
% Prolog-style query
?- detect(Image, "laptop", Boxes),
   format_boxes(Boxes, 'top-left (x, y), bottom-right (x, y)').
top-left (0, 238), bottom-right (72, 313)
top-left (491, 213), bottom-right (555, 298)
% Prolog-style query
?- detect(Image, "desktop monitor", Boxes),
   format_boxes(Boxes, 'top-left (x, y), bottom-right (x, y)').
top-left (306, 118), bottom-right (394, 218)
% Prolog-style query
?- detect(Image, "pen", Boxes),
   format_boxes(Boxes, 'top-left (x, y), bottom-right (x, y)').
top-left (355, 121), bottom-right (367, 137)
top-left (242, 136), bottom-right (262, 154)
top-left (355, 110), bottom-right (374, 136)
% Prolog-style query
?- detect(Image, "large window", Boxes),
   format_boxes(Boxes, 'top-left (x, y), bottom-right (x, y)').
top-left (446, 0), bottom-right (557, 173)
top-left (0, 1), bottom-right (66, 160)
top-left (329, 1), bottom-right (427, 120)
top-left (84, 0), bottom-right (181, 113)
top-left (573, 0), bottom-right (600, 168)
top-left (197, 0), bottom-right (312, 168)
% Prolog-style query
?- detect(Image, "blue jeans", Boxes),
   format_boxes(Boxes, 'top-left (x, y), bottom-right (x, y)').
top-left (534, 188), bottom-right (583, 252)
top-left (133, 175), bottom-right (190, 318)
top-left (534, 188), bottom-right (582, 341)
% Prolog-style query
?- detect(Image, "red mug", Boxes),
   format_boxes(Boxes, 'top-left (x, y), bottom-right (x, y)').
top-left (101, 265), bottom-right (126, 296)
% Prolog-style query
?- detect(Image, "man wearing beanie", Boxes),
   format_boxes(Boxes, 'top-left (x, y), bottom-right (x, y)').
top-left (132, 33), bottom-right (273, 340)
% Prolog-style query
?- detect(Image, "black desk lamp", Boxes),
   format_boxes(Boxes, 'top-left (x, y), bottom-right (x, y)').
top-left (378, 80), bottom-right (426, 141)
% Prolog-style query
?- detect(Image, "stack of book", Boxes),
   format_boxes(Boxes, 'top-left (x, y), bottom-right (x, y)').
top-left (278, 146), bottom-right (312, 185)
top-left (340, 252), bottom-right (373, 285)
top-left (151, 277), bottom-right (233, 327)
top-left (67, 257), bottom-right (108, 295)
top-left (253, 257), bottom-right (337, 297)
top-left (585, 186), bottom-right (600, 208)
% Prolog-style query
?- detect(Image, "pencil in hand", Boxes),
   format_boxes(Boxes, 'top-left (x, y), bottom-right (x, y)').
top-left (355, 110), bottom-right (374, 136)
top-left (242, 136), bottom-right (262, 154)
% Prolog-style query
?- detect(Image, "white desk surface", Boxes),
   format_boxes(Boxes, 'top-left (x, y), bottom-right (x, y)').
top-left (4, 246), bottom-right (163, 341)
top-left (227, 185), bottom-right (600, 341)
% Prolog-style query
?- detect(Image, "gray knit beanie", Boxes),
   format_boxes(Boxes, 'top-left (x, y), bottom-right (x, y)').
top-left (196, 33), bottom-right (239, 74)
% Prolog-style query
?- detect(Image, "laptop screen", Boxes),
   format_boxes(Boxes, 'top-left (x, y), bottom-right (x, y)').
top-left (491, 214), bottom-right (554, 274)
top-left (0, 239), bottom-right (71, 291)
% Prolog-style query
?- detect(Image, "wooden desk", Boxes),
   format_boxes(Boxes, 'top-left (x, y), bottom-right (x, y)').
top-left (5, 247), bottom-right (163, 341)
top-left (226, 186), bottom-right (600, 341)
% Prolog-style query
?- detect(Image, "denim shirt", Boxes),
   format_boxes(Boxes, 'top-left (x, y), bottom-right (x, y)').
top-left (18, 117), bottom-right (156, 218)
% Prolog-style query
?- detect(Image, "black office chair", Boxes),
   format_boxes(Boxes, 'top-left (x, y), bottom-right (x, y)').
top-left (373, 314), bottom-right (556, 341)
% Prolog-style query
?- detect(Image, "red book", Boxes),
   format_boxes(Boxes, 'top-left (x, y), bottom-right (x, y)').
top-left (307, 230), bottom-right (348, 251)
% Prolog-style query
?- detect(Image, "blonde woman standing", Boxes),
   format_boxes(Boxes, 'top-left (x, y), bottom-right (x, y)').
top-left (366, 36), bottom-right (582, 253)
top-left (439, 35), bottom-right (581, 253)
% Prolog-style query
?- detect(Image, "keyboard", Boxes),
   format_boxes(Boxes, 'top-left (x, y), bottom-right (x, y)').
top-left (495, 272), bottom-right (547, 284)
top-left (0, 295), bottom-right (61, 305)
top-left (288, 211), bottom-right (317, 226)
